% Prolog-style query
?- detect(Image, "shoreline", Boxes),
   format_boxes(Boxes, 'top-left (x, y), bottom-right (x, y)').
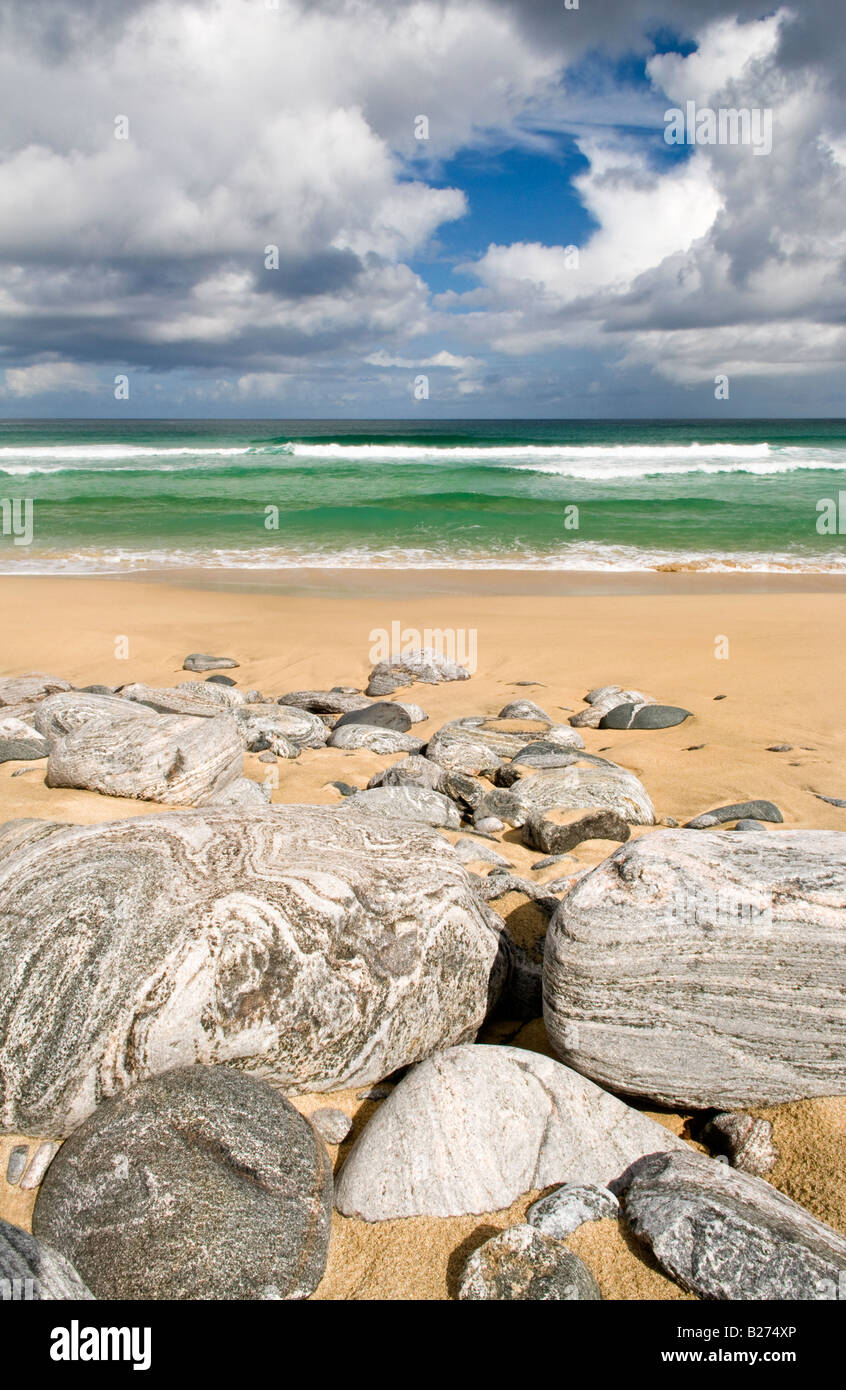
top-left (3, 566), bottom-right (846, 599)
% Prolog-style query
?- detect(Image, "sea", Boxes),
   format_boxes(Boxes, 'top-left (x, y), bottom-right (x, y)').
top-left (1, 418), bottom-right (844, 574)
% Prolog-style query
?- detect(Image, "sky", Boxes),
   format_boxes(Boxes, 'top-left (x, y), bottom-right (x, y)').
top-left (0, 0), bottom-right (844, 418)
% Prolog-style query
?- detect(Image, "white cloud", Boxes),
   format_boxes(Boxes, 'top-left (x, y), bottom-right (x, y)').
top-left (3, 360), bottom-right (97, 396)
top-left (0, 1), bottom-right (844, 409)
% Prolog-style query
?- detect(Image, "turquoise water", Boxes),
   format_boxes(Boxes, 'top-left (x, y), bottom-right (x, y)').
top-left (0, 418), bottom-right (844, 572)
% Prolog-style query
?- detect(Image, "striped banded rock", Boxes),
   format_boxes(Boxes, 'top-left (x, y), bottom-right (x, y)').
top-left (234, 703), bottom-right (328, 752)
top-left (119, 681), bottom-right (254, 717)
top-left (0, 1219), bottom-right (94, 1300)
top-left (42, 692), bottom-right (243, 806)
top-left (426, 717), bottom-right (584, 778)
top-left (0, 673), bottom-right (73, 707)
top-left (480, 755), bottom-right (655, 828)
top-left (366, 649), bottom-right (470, 696)
top-left (544, 828), bottom-right (846, 1108)
top-left (0, 807), bottom-right (506, 1137)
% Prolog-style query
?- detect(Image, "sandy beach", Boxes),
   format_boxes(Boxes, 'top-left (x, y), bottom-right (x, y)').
top-left (1, 570), bottom-right (844, 1299)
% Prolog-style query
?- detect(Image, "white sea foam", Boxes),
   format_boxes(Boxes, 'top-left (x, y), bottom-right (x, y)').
top-left (2, 542), bottom-right (844, 576)
top-left (2, 439), bottom-right (845, 479)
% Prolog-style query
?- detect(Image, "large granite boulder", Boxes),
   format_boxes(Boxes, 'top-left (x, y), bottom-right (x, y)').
top-left (544, 829), bottom-right (846, 1108)
top-left (43, 694), bottom-right (243, 806)
top-left (616, 1149), bottom-right (846, 1301)
top-left (33, 1067), bottom-right (332, 1300)
top-left (0, 1219), bottom-right (94, 1300)
top-left (334, 1044), bottom-right (685, 1220)
top-left (0, 808), bottom-right (505, 1136)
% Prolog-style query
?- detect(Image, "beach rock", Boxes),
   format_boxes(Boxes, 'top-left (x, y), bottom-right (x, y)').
top-left (33, 690), bottom-right (134, 741)
top-left (393, 702), bottom-right (428, 724)
top-left (279, 690), bottom-right (369, 715)
top-left (425, 725), bottom-right (504, 777)
top-left (33, 1067), bottom-right (332, 1301)
top-left (474, 816), bottom-right (504, 835)
top-left (334, 1045), bottom-right (685, 1220)
top-left (452, 838), bottom-right (511, 868)
top-left (569, 687), bottom-right (655, 729)
top-left (815, 793), bottom-right (846, 809)
top-left (474, 873), bottom-right (558, 911)
top-left (768, 744), bottom-right (793, 752)
top-left (498, 700), bottom-right (552, 721)
top-left (19, 1141), bottom-right (60, 1190)
top-left (79, 684), bottom-right (115, 696)
top-left (340, 785), bottom-right (461, 829)
top-left (457, 1225), bottom-right (601, 1301)
top-left (599, 703), bottom-right (692, 730)
top-left (0, 717), bottom-right (50, 762)
top-left (367, 754), bottom-right (447, 794)
top-left (427, 716), bottom-right (583, 777)
top-left (328, 724), bottom-right (425, 754)
top-left (366, 649), bottom-right (470, 696)
top-left (500, 756), bottom-right (655, 828)
top-left (120, 680), bottom-right (248, 718)
top-left (508, 742), bottom-right (585, 771)
top-left (183, 654), bottom-right (239, 672)
top-left (334, 702), bottom-right (412, 733)
top-left (616, 1148), bottom-right (846, 1301)
top-left (44, 697), bottom-right (243, 807)
top-left (703, 1114), bottom-right (778, 1176)
top-left (544, 828), bottom-right (846, 1108)
top-left (0, 673), bottom-right (73, 707)
top-left (198, 776), bottom-right (272, 810)
top-left (685, 800), bottom-right (783, 829)
top-left (235, 704), bottom-right (327, 752)
top-left (6, 1145), bottom-right (29, 1185)
top-left (443, 770), bottom-right (487, 811)
top-left (206, 674), bottom-right (237, 686)
top-left (311, 1108), bottom-right (353, 1145)
top-left (0, 807), bottom-right (504, 1136)
top-left (0, 1219), bottom-right (94, 1301)
top-left (732, 819), bottom-right (768, 832)
top-left (528, 1184), bottom-right (620, 1239)
top-left (523, 806), bottom-right (631, 855)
